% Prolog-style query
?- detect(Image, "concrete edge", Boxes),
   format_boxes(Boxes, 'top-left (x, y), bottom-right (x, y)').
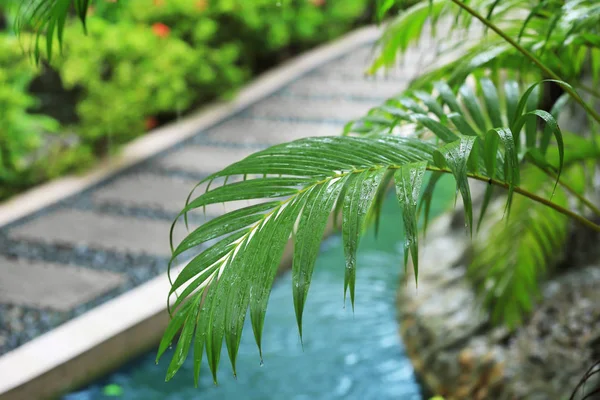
top-left (0, 263), bottom-right (184, 399)
top-left (0, 218), bottom-right (337, 400)
top-left (0, 25), bottom-right (378, 398)
top-left (0, 24), bottom-right (381, 229)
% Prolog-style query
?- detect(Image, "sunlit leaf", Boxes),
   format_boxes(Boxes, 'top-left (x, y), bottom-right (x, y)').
top-left (293, 177), bottom-right (346, 339)
top-left (343, 168), bottom-right (386, 308)
top-left (394, 161), bottom-right (427, 283)
top-left (435, 136), bottom-right (476, 234)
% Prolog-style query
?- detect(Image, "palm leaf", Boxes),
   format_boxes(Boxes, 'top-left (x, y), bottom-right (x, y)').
top-left (155, 68), bottom-right (580, 381)
top-left (370, 0), bottom-right (600, 94)
top-left (469, 166), bottom-right (571, 329)
top-left (347, 77), bottom-right (567, 213)
top-left (157, 78), bottom-right (572, 379)
top-left (159, 135), bottom-right (452, 383)
top-left (13, 0), bottom-right (91, 62)
top-left (394, 161), bottom-right (428, 282)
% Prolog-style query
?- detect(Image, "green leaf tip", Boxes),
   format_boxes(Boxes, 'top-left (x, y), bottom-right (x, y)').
top-left (394, 161), bottom-right (428, 284)
top-left (435, 136), bottom-right (475, 236)
top-left (342, 168), bottom-right (387, 310)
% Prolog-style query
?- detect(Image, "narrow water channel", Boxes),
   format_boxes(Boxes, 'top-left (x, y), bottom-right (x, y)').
top-left (65, 175), bottom-right (454, 400)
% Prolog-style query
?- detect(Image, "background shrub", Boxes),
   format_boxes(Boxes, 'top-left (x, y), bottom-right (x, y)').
top-left (0, 34), bottom-right (61, 199)
top-left (0, 0), bottom-right (373, 200)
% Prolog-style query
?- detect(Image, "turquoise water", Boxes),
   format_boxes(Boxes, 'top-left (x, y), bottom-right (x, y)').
top-left (65, 175), bottom-right (453, 400)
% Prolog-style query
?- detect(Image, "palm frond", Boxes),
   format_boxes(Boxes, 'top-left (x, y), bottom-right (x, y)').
top-left (158, 135), bottom-right (446, 383)
top-left (346, 76), bottom-right (564, 191)
top-left (13, 0), bottom-right (91, 62)
top-left (157, 74), bottom-right (571, 381)
top-left (371, 0), bottom-right (600, 92)
top-left (468, 167), bottom-right (570, 329)
top-left (346, 75), bottom-right (582, 231)
top-left (369, 0), bottom-right (529, 76)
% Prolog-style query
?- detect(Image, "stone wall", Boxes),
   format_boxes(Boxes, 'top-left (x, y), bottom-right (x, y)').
top-left (398, 210), bottom-right (600, 399)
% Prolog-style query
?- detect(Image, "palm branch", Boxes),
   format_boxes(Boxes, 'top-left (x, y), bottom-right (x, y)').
top-left (371, 0), bottom-right (600, 93)
top-left (8, 0), bottom-right (600, 385)
top-left (151, 76), bottom-right (590, 383)
top-left (469, 166), bottom-right (570, 329)
top-left (12, 0), bottom-right (90, 62)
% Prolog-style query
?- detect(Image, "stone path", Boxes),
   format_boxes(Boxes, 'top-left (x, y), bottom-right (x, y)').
top-left (0, 40), bottom-right (421, 356)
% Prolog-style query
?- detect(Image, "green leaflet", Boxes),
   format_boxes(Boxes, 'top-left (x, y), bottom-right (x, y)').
top-left (394, 161), bottom-right (428, 284)
top-left (342, 168), bottom-right (386, 309)
top-left (459, 84), bottom-right (488, 133)
top-left (168, 230), bottom-right (246, 301)
top-left (411, 114), bottom-right (459, 143)
top-left (470, 168), bottom-right (570, 329)
top-left (14, 0), bottom-right (84, 64)
top-left (183, 177), bottom-right (312, 213)
top-left (193, 292), bottom-right (208, 387)
top-left (517, 1), bottom-right (549, 42)
top-left (333, 175), bottom-right (352, 231)
top-left (376, 0), bottom-right (396, 22)
top-left (446, 45), bottom-right (511, 88)
top-left (248, 195), bottom-right (306, 363)
top-left (504, 79), bottom-right (520, 128)
top-left (448, 113), bottom-right (479, 138)
top-left (165, 291), bottom-right (201, 381)
top-left (434, 81), bottom-right (462, 113)
top-left (477, 184), bottom-right (494, 233)
top-left (157, 295), bottom-right (197, 364)
top-left (292, 176), bottom-right (347, 340)
top-left (74, 0), bottom-right (91, 32)
top-left (413, 90), bottom-right (446, 121)
top-left (203, 266), bottom-right (224, 384)
top-left (591, 48), bottom-right (600, 85)
top-left (397, 96), bottom-right (428, 115)
top-left (511, 80), bottom-right (574, 129)
top-left (369, 169), bottom-right (396, 237)
top-left (435, 136), bottom-right (476, 235)
top-left (513, 109), bottom-right (565, 191)
top-left (540, 93), bottom-right (569, 154)
top-left (484, 128), bottom-right (519, 216)
top-left (479, 77), bottom-right (503, 128)
top-left (171, 202), bottom-right (279, 260)
top-left (369, 0), bottom-right (447, 73)
top-left (418, 171), bottom-right (444, 236)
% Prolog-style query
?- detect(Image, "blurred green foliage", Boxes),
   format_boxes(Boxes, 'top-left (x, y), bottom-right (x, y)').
top-left (0, 0), bottom-right (372, 200)
top-left (0, 34), bottom-right (62, 199)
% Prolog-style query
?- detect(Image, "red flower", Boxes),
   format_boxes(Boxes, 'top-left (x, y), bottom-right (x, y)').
top-left (153, 0), bottom-right (165, 5)
top-left (145, 117), bottom-right (158, 131)
top-left (196, 0), bottom-right (208, 11)
top-left (310, 0), bottom-right (325, 6)
top-left (152, 23), bottom-right (170, 38)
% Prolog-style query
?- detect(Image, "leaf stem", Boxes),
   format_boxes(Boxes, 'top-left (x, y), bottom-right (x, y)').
top-left (541, 168), bottom-right (600, 217)
top-left (576, 83), bottom-right (600, 99)
top-left (449, 0), bottom-right (600, 126)
top-left (426, 166), bottom-right (600, 232)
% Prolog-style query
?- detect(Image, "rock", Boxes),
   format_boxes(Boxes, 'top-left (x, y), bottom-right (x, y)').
top-left (398, 211), bottom-right (600, 400)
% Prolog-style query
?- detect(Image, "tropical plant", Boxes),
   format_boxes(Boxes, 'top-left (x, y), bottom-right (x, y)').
top-left (12, 0), bottom-right (600, 388)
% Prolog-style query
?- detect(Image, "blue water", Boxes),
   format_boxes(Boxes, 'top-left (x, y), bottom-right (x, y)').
top-left (66, 175), bottom-right (453, 400)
